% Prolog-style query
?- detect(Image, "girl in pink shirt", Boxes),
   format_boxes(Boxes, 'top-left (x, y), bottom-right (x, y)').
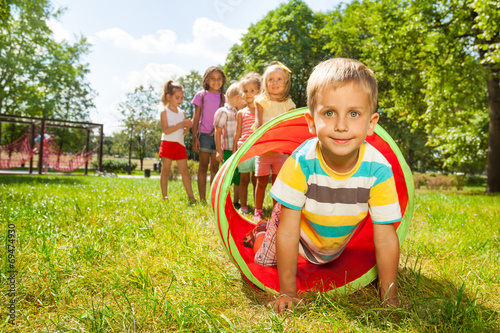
top-left (191, 66), bottom-right (227, 201)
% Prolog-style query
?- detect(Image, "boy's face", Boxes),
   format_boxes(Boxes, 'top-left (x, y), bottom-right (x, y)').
top-left (305, 83), bottom-right (379, 173)
top-left (228, 93), bottom-right (246, 110)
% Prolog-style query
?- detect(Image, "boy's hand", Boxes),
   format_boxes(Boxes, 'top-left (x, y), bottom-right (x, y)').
top-left (216, 150), bottom-right (224, 162)
top-left (268, 294), bottom-right (303, 314)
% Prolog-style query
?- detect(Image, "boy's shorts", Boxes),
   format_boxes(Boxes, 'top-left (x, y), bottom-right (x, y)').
top-left (198, 133), bottom-right (216, 154)
top-left (254, 203), bottom-right (343, 266)
top-left (159, 141), bottom-right (187, 160)
top-left (238, 157), bottom-right (255, 173)
top-left (255, 152), bottom-right (288, 177)
top-left (223, 150), bottom-right (240, 186)
top-left (254, 203), bottom-right (281, 266)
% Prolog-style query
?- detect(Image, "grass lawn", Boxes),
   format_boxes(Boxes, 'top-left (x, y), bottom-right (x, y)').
top-left (1, 175), bottom-right (499, 332)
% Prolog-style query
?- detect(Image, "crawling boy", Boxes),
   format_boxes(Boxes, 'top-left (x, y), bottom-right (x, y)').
top-left (249, 58), bottom-right (402, 313)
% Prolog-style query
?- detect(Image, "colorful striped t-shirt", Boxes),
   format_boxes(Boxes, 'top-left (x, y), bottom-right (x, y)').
top-left (270, 137), bottom-right (402, 264)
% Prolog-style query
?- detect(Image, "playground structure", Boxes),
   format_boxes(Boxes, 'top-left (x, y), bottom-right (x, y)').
top-left (211, 108), bottom-right (414, 295)
top-left (0, 114), bottom-right (103, 175)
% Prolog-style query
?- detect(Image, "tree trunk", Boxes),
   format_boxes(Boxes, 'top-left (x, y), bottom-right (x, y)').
top-left (128, 137), bottom-right (132, 175)
top-left (486, 75), bottom-right (500, 193)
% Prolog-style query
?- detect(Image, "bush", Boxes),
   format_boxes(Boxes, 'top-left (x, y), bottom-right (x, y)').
top-left (466, 174), bottom-right (486, 187)
top-left (414, 172), bottom-right (476, 191)
top-left (413, 172), bottom-right (425, 189)
top-left (165, 159), bottom-right (199, 180)
top-left (454, 175), bottom-right (467, 191)
top-left (93, 159), bottom-right (137, 173)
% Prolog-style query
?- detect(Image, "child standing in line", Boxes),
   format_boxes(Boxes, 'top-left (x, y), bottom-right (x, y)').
top-left (158, 80), bottom-right (197, 202)
top-left (250, 58), bottom-right (401, 314)
top-left (192, 66), bottom-right (227, 202)
top-left (214, 82), bottom-right (246, 208)
top-left (232, 72), bottom-right (262, 215)
top-left (253, 62), bottom-right (295, 222)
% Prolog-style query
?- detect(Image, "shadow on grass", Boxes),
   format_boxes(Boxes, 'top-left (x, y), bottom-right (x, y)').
top-left (239, 265), bottom-right (499, 332)
top-left (0, 174), bottom-right (86, 185)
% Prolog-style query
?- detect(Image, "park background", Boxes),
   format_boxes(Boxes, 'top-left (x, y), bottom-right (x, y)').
top-left (1, 0), bottom-right (500, 331)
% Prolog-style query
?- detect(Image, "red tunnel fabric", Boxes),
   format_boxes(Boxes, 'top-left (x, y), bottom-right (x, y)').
top-left (211, 108), bottom-right (414, 294)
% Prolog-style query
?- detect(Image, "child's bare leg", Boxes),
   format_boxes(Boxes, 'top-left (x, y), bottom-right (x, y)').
top-left (233, 184), bottom-right (240, 205)
top-left (255, 175), bottom-right (269, 216)
top-left (177, 159), bottom-right (196, 201)
top-left (239, 172), bottom-right (250, 208)
top-left (251, 172), bottom-right (257, 192)
top-left (197, 152), bottom-right (210, 201)
top-left (209, 152), bottom-right (219, 185)
top-left (160, 157), bottom-right (172, 200)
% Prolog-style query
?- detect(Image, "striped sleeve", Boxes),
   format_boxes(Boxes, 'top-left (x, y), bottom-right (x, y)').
top-left (368, 167), bottom-right (402, 224)
top-left (270, 155), bottom-right (308, 211)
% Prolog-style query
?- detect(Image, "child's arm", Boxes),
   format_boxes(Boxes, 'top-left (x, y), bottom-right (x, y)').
top-left (160, 111), bottom-right (191, 135)
top-left (373, 223), bottom-right (400, 307)
top-left (192, 105), bottom-right (201, 152)
top-left (182, 113), bottom-right (193, 135)
top-left (272, 206), bottom-right (302, 314)
top-left (232, 111), bottom-right (243, 153)
top-left (214, 126), bottom-right (224, 162)
top-left (255, 103), bottom-right (264, 129)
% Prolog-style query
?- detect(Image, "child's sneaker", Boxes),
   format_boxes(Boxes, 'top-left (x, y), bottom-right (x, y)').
top-left (243, 221), bottom-right (267, 248)
top-left (238, 206), bottom-right (249, 214)
top-left (253, 209), bottom-right (264, 222)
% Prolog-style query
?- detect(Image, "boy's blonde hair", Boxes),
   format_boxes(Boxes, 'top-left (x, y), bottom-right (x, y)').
top-left (240, 72), bottom-right (262, 91)
top-left (307, 58), bottom-right (378, 114)
top-left (225, 82), bottom-right (241, 100)
top-left (260, 61), bottom-right (292, 102)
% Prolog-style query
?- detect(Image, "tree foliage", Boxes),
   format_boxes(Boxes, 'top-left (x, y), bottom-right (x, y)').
top-left (224, 0), bottom-right (500, 191)
top-left (0, 0), bottom-right (95, 120)
top-left (178, 70), bottom-right (202, 160)
top-left (118, 85), bottom-right (160, 171)
top-left (223, 0), bottom-right (330, 107)
top-left (326, 0), bottom-right (498, 189)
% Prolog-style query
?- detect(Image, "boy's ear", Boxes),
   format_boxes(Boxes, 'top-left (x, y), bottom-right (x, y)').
top-left (305, 111), bottom-right (316, 135)
top-left (367, 112), bottom-right (380, 136)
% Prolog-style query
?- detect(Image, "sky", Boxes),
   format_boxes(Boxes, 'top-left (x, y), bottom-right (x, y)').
top-left (49, 0), bottom-right (344, 135)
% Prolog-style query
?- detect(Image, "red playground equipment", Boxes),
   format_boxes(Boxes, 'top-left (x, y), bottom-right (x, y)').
top-left (0, 114), bottom-right (103, 174)
top-left (211, 108), bottom-right (414, 295)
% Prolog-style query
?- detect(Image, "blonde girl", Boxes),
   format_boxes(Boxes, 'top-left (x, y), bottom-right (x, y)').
top-left (232, 72), bottom-right (262, 215)
top-left (159, 80), bottom-right (197, 202)
top-left (191, 66), bottom-right (227, 202)
top-left (253, 62), bottom-right (295, 222)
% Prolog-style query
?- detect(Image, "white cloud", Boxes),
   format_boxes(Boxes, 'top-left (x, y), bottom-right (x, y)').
top-left (96, 17), bottom-right (246, 62)
top-left (90, 105), bottom-right (123, 135)
top-left (116, 63), bottom-right (189, 93)
top-left (47, 18), bottom-right (72, 42)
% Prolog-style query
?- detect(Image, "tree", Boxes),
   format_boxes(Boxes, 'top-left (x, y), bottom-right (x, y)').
top-left (322, 0), bottom-right (498, 189)
top-left (178, 70), bottom-right (202, 160)
top-left (223, 0), bottom-right (331, 108)
top-left (0, 0), bottom-right (95, 121)
top-left (118, 85), bottom-right (160, 172)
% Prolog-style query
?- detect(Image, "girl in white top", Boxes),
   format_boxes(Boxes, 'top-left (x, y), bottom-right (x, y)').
top-left (158, 80), bottom-right (197, 202)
